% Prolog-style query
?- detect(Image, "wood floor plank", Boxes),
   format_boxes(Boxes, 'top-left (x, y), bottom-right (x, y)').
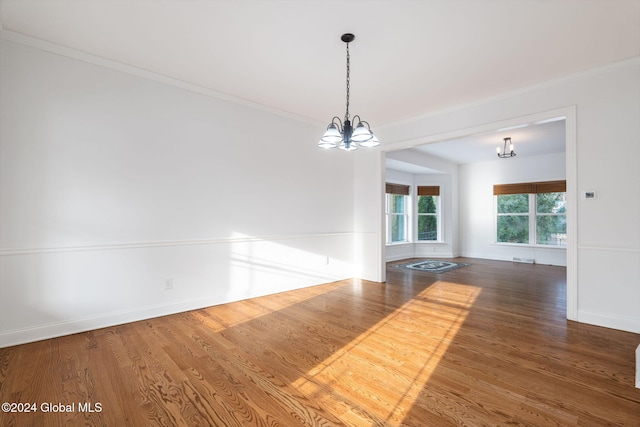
top-left (1, 257), bottom-right (639, 426)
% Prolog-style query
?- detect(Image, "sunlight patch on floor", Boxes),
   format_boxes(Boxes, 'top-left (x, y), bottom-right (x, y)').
top-left (292, 280), bottom-right (480, 425)
top-left (192, 280), bottom-right (349, 332)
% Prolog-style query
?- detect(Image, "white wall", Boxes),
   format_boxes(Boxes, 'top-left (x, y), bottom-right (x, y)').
top-left (2, 39), bottom-right (638, 345)
top-left (0, 39), bottom-right (357, 347)
top-left (353, 148), bottom-right (385, 282)
top-left (367, 58), bottom-right (640, 333)
top-left (458, 152), bottom-right (566, 266)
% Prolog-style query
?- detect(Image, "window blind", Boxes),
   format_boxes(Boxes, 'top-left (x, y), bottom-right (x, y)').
top-left (493, 180), bottom-right (566, 195)
top-left (386, 183), bottom-right (410, 195)
top-left (417, 186), bottom-right (440, 196)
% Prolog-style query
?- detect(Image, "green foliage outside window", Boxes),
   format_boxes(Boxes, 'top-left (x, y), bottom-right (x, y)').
top-left (496, 192), bottom-right (566, 246)
top-left (536, 192), bottom-right (566, 245)
top-left (497, 193), bottom-right (529, 213)
top-left (497, 215), bottom-right (529, 243)
top-left (497, 194), bottom-right (529, 243)
top-left (418, 195), bottom-right (437, 241)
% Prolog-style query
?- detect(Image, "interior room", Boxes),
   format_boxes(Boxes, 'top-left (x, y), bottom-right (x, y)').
top-left (384, 117), bottom-right (567, 266)
top-left (1, 1), bottom-right (639, 425)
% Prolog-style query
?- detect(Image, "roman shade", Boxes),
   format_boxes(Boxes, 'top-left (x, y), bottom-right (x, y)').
top-left (493, 180), bottom-right (566, 195)
top-left (417, 186), bottom-right (440, 196)
top-left (386, 183), bottom-right (410, 195)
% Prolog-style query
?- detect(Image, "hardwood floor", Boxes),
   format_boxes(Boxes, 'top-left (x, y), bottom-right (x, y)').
top-left (1, 258), bottom-right (639, 426)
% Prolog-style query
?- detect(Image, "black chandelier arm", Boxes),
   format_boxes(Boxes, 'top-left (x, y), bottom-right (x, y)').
top-left (328, 116), bottom-right (344, 132)
top-left (352, 116), bottom-right (372, 130)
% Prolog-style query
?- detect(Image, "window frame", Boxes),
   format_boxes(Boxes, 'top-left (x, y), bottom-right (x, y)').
top-left (534, 191), bottom-right (567, 246)
top-left (416, 186), bottom-right (442, 243)
top-left (495, 193), bottom-right (531, 244)
top-left (493, 180), bottom-right (567, 248)
top-left (385, 183), bottom-right (410, 245)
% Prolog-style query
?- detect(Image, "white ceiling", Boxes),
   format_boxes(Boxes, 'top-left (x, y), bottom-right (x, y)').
top-left (386, 117), bottom-right (567, 173)
top-left (1, 0), bottom-right (638, 130)
top-left (0, 1), bottom-right (637, 172)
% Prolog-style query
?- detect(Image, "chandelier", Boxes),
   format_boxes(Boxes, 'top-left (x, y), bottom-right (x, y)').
top-left (497, 137), bottom-right (516, 158)
top-left (317, 33), bottom-right (380, 151)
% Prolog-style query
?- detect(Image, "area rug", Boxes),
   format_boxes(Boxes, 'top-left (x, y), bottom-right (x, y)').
top-left (394, 259), bottom-right (469, 273)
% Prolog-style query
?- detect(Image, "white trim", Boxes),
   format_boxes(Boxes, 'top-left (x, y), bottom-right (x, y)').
top-left (565, 106), bottom-right (578, 321)
top-left (385, 242), bottom-right (413, 247)
top-left (378, 57), bottom-right (640, 129)
top-left (2, 29), bottom-right (637, 131)
top-left (636, 345), bottom-right (640, 389)
top-left (577, 310), bottom-right (640, 335)
top-left (414, 241), bottom-right (449, 246)
top-left (386, 252), bottom-right (456, 263)
top-left (0, 272), bottom-right (334, 348)
top-left (577, 245), bottom-right (640, 253)
top-left (0, 29), bottom-right (320, 126)
top-left (381, 106), bottom-right (578, 321)
top-left (491, 242), bottom-right (567, 250)
top-left (0, 296), bottom-right (218, 348)
top-left (457, 251), bottom-right (566, 267)
top-left (380, 152), bottom-right (388, 282)
top-left (0, 232), bottom-right (352, 257)
top-left (382, 107), bottom-right (574, 153)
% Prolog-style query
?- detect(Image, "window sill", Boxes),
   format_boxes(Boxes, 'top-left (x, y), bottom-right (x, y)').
top-left (416, 241), bottom-right (447, 245)
top-left (386, 241), bottom-right (448, 247)
top-left (386, 241), bottom-right (412, 247)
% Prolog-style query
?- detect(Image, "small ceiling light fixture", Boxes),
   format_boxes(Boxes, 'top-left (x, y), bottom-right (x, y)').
top-left (497, 137), bottom-right (516, 158)
top-left (317, 33), bottom-right (379, 151)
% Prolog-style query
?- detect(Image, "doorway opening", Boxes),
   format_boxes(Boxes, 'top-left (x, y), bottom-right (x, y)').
top-left (380, 107), bottom-right (577, 320)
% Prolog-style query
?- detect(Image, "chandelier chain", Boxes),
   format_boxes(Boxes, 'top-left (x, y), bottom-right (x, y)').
top-left (345, 41), bottom-right (350, 121)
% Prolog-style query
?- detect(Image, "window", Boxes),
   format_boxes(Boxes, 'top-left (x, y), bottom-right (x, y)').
top-left (386, 183), bottom-right (409, 243)
top-left (494, 181), bottom-right (566, 246)
top-left (417, 186), bottom-right (440, 241)
top-left (536, 192), bottom-right (566, 245)
top-left (496, 193), bottom-right (529, 243)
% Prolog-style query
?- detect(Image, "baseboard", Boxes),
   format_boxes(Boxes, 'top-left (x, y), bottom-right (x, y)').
top-left (386, 253), bottom-right (456, 262)
top-left (636, 345), bottom-right (640, 388)
top-left (0, 275), bottom-right (351, 349)
top-left (578, 310), bottom-right (640, 334)
top-left (385, 253), bottom-right (415, 262)
top-left (386, 244), bottom-right (456, 263)
top-left (460, 252), bottom-right (566, 267)
top-left (0, 296), bottom-right (220, 348)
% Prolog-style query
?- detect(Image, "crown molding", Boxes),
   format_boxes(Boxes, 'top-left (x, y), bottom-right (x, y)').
top-left (2, 29), bottom-right (637, 131)
top-left (0, 29), bottom-right (321, 126)
top-left (378, 56), bottom-right (640, 130)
